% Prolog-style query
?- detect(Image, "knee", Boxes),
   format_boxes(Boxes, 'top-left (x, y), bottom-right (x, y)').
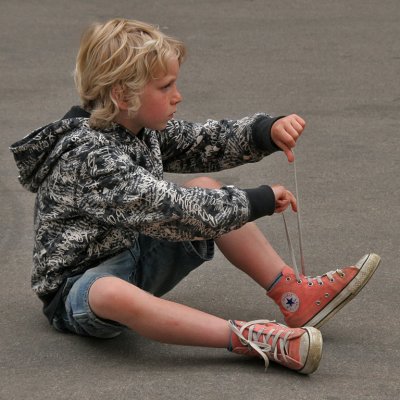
top-left (88, 276), bottom-right (154, 325)
top-left (88, 276), bottom-right (130, 317)
top-left (184, 176), bottom-right (222, 189)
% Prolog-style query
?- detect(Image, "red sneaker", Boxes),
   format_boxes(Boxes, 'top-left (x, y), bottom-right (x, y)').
top-left (229, 319), bottom-right (323, 374)
top-left (267, 253), bottom-right (381, 328)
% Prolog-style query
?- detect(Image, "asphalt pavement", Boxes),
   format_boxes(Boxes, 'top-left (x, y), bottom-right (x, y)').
top-left (1, 0), bottom-right (399, 399)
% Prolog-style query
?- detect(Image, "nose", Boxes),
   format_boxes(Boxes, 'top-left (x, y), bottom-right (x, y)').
top-left (172, 86), bottom-right (182, 105)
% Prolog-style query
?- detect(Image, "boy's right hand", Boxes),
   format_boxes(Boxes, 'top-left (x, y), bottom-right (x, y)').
top-left (271, 185), bottom-right (297, 213)
top-left (271, 114), bottom-right (306, 163)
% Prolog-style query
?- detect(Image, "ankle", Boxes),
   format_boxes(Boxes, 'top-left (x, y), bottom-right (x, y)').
top-left (265, 271), bottom-right (283, 291)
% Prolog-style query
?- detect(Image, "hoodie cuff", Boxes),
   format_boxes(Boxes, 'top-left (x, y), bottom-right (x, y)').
top-left (252, 116), bottom-right (285, 152)
top-left (243, 185), bottom-right (275, 221)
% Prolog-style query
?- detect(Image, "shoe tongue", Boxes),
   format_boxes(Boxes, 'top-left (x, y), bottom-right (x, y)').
top-left (282, 265), bottom-right (298, 276)
top-left (230, 321), bottom-right (266, 347)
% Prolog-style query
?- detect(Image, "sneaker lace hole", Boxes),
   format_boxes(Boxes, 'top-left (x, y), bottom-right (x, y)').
top-left (329, 278), bottom-right (335, 283)
top-left (316, 300), bottom-right (321, 306)
top-left (324, 293), bottom-right (329, 298)
top-left (297, 279), bottom-right (302, 284)
top-left (308, 282), bottom-right (313, 287)
top-left (286, 277), bottom-right (291, 281)
top-left (318, 282), bottom-right (323, 286)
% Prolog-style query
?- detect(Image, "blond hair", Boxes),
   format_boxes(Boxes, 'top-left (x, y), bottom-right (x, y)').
top-left (74, 18), bottom-right (186, 129)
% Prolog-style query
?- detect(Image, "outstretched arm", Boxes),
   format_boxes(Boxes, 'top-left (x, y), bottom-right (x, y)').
top-left (159, 113), bottom-right (282, 173)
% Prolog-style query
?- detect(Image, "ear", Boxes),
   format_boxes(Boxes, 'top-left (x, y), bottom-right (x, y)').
top-left (111, 85), bottom-right (129, 110)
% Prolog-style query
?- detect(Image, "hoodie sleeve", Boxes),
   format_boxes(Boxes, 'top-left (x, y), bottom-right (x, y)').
top-left (158, 113), bottom-right (282, 173)
top-left (76, 146), bottom-right (275, 241)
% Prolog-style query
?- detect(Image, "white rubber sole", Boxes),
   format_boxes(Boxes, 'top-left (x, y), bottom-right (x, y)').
top-left (298, 327), bottom-right (323, 375)
top-left (306, 253), bottom-right (381, 329)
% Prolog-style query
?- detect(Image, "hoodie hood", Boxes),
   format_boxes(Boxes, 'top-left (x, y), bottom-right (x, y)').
top-left (10, 108), bottom-right (90, 192)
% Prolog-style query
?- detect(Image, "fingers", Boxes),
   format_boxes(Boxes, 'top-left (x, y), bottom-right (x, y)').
top-left (272, 185), bottom-right (297, 213)
top-left (271, 114), bottom-right (306, 162)
top-left (275, 193), bottom-right (297, 213)
top-left (293, 114), bottom-right (306, 129)
top-left (270, 138), bottom-right (294, 162)
top-left (287, 190), bottom-right (298, 212)
top-left (281, 115), bottom-right (305, 145)
top-left (285, 148), bottom-right (295, 163)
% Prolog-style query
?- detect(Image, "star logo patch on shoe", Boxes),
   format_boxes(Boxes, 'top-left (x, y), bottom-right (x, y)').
top-left (281, 292), bottom-right (300, 312)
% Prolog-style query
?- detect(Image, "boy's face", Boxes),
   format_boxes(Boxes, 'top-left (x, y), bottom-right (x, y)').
top-left (130, 57), bottom-right (182, 133)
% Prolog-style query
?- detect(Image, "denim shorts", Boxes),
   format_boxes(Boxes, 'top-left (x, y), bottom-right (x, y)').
top-left (52, 235), bottom-right (214, 338)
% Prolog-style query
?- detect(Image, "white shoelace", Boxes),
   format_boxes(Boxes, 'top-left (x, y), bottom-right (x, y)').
top-left (282, 152), bottom-right (305, 281)
top-left (283, 206), bottom-right (345, 284)
top-left (304, 269), bottom-right (345, 285)
top-left (229, 319), bottom-right (292, 370)
top-left (281, 156), bottom-right (345, 283)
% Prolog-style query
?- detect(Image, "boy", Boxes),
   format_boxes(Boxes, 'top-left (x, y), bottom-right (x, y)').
top-left (10, 18), bottom-right (380, 374)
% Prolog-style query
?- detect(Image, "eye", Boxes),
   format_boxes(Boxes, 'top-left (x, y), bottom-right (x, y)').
top-left (160, 80), bottom-right (175, 91)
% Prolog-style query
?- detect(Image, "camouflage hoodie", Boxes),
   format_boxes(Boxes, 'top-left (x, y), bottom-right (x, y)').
top-left (10, 107), bottom-right (280, 301)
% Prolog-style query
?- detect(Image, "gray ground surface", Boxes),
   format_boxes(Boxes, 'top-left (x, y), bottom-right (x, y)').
top-left (1, 1), bottom-right (399, 399)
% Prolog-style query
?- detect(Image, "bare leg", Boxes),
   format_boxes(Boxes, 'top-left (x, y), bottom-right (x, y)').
top-left (89, 276), bottom-right (231, 347)
top-left (88, 277), bottom-right (323, 374)
top-left (215, 223), bottom-right (286, 289)
top-left (184, 177), bottom-right (285, 289)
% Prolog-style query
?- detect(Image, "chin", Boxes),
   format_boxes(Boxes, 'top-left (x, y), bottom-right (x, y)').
top-left (152, 123), bottom-right (168, 131)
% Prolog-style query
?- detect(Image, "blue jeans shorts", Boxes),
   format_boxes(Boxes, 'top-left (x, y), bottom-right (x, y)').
top-left (52, 235), bottom-right (214, 338)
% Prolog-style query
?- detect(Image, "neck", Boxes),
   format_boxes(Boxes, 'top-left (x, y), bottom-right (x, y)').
top-left (114, 111), bottom-right (142, 135)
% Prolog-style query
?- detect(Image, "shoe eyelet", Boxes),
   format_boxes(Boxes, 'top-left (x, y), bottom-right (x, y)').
top-left (286, 277), bottom-right (291, 281)
top-left (339, 273), bottom-right (345, 278)
top-left (318, 282), bottom-right (324, 286)
top-left (324, 293), bottom-right (330, 298)
top-left (307, 282), bottom-right (314, 287)
top-left (329, 278), bottom-right (335, 283)
top-left (297, 279), bottom-right (302, 284)
top-left (316, 300), bottom-right (321, 306)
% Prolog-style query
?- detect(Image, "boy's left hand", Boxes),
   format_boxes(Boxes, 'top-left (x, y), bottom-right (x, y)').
top-left (271, 114), bottom-right (306, 163)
